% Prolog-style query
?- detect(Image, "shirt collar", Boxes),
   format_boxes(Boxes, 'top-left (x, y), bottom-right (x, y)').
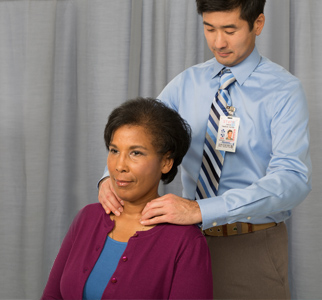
top-left (211, 46), bottom-right (261, 86)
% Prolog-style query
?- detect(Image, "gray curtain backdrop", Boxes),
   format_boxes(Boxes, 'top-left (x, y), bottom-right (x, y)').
top-left (0, 0), bottom-right (321, 299)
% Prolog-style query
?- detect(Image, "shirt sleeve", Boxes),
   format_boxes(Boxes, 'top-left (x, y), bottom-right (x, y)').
top-left (198, 81), bottom-right (312, 229)
top-left (98, 165), bottom-right (110, 188)
top-left (168, 234), bottom-right (213, 299)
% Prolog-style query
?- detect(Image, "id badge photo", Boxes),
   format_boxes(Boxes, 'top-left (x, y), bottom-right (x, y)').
top-left (216, 116), bottom-right (240, 153)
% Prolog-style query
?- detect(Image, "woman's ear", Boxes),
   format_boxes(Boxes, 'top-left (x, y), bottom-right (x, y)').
top-left (161, 152), bottom-right (174, 174)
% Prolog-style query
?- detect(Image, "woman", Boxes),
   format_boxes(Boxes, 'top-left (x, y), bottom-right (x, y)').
top-left (41, 97), bottom-right (213, 300)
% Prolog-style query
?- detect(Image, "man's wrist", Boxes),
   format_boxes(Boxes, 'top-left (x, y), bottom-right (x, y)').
top-left (191, 199), bottom-right (202, 224)
top-left (98, 176), bottom-right (109, 189)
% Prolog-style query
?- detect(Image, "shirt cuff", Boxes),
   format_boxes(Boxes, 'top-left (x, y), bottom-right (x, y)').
top-left (196, 196), bottom-right (228, 230)
top-left (97, 165), bottom-right (110, 188)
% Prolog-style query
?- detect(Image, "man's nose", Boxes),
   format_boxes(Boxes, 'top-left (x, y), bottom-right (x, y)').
top-left (213, 32), bottom-right (227, 49)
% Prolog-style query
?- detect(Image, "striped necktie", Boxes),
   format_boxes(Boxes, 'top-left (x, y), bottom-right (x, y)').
top-left (196, 68), bottom-right (236, 199)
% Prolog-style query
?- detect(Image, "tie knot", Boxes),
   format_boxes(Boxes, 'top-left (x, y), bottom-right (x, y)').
top-left (220, 68), bottom-right (231, 76)
top-left (219, 68), bottom-right (236, 90)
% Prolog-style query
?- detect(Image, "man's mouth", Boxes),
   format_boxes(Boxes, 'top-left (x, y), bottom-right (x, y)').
top-left (216, 51), bottom-right (231, 57)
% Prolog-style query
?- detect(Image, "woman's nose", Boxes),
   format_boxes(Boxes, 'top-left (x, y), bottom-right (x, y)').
top-left (115, 155), bottom-right (129, 173)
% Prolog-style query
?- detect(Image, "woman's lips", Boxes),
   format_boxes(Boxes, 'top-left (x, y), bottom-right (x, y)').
top-left (115, 179), bottom-right (132, 187)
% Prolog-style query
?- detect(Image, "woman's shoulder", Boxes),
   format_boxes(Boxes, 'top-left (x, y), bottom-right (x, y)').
top-left (72, 203), bottom-right (109, 228)
top-left (80, 202), bottom-right (105, 214)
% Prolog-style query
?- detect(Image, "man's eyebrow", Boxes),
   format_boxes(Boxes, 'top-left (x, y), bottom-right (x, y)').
top-left (203, 21), bottom-right (237, 29)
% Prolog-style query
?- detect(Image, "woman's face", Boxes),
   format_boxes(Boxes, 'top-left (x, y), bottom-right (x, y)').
top-left (107, 125), bottom-right (173, 204)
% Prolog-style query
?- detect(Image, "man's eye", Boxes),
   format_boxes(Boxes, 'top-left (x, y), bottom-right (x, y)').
top-left (226, 31), bottom-right (235, 35)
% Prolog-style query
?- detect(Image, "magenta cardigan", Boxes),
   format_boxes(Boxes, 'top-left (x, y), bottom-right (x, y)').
top-left (41, 203), bottom-right (213, 299)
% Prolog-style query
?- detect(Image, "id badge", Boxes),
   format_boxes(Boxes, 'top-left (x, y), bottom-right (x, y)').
top-left (215, 116), bottom-right (240, 153)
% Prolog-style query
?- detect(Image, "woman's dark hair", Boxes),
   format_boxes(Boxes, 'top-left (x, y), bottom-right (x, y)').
top-left (104, 97), bottom-right (191, 184)
top-left (196, 0), bottom-right (266, 31)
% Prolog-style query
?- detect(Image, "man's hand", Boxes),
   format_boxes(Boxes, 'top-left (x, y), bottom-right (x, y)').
top-left (98, 177), bottom-right (124, 215)
top-left (140, 194), bottom-right (202, 226)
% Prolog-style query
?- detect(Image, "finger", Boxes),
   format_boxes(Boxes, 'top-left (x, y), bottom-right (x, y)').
top-left (107, 195), bottom-right (124, 213)
top-left (108, 180), bottom-right (125, 207)
top-left (141, 197), bottom-right (165, 215)
top-left (141, 206), bottom-right (167, 222)
top-left (106, 197), bottom-right (123, 216)
top-left (141, 203), bottom-right (161, 217)
top-left (98, 179), bottom-right (124, 215)
top-left (105, 200), bottom-right (120, 216)
top-left (140, 215), bottom-right (168, 226)
top-left (101, 202), bottom-right (111, 214)
top-left (98, 191), bottom-right (116, 215)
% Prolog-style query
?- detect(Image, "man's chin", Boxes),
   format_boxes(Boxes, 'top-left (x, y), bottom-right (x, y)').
top-left (215, 56), bottom-right (235, 67)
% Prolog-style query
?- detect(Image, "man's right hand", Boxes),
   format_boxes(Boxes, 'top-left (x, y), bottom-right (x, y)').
top-left (98, 177), bottom-right (124, 215)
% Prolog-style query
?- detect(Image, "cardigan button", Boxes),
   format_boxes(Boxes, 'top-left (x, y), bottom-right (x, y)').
top-left (133, 233), bottom-right (138, 237)
top-left (122, 256), bottom-right (128, 262)
top-left (111, 277), bottom-right (117, 283)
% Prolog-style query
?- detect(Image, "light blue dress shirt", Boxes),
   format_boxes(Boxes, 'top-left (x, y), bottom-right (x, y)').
top-left (157, 46), bottom-right (312, 230)
top-left (102, 47), bottom-right (311, 230)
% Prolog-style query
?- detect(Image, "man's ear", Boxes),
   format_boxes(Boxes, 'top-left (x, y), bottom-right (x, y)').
top-left (254, 13), bottom-right (265, 36)
top-left (161, 152), bottom-right (174, 174)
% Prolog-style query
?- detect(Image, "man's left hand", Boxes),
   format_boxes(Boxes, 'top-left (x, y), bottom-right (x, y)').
top-left (140, 194), bottom-right (202, 226)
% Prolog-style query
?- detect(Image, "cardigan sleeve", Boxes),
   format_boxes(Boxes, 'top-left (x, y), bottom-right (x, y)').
top-left (40, 211), bottom-right (81, 300)
top-left (169, 234), bottom-right (213, 299)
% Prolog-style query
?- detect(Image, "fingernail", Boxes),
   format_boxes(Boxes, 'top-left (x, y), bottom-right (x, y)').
top-left (118, 207), bottom-right (123, 212)
top-left (114, 210), bottom-right (120, 216)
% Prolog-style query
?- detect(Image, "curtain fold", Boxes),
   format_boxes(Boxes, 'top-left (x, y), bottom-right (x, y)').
top-left (288, 1), bottom-right (322, 298)
top-left (127, 0), bottom-right (142, 99)
top-left (0, 0), bottom-right (321, 299)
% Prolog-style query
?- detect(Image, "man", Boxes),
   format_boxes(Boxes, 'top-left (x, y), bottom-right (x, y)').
top-left (98, 0), bottom-right (311, 298)
top-left (226, 129), bottom-right (233, 140)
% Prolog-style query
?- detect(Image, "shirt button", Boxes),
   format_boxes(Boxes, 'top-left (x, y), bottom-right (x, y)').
top-left (122, 256), bottom-right (128, 262)
top-left (111, 277), bottom-right (117, 283)
top-left (96, 246), bottom-right (100, 251)
top-left (212, 222), bottom-right (217, 226)
top-left (133, 233), bottom-right (138, 237)
top-left (83, 267), bottom-right (88, 273)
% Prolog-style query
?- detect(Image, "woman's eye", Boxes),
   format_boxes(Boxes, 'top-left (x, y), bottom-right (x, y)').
top-left (131, 151), bottom-right (143, 156)
top-left (109, 148), bottom-right (118, 154)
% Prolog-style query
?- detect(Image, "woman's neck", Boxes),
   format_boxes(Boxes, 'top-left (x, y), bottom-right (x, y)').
top-left (121, 193), bottom-right (160, 218)
top-left (121, 202), bottom-right (145, 219)
top-left (108, 197), bottom-right (158, 242)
